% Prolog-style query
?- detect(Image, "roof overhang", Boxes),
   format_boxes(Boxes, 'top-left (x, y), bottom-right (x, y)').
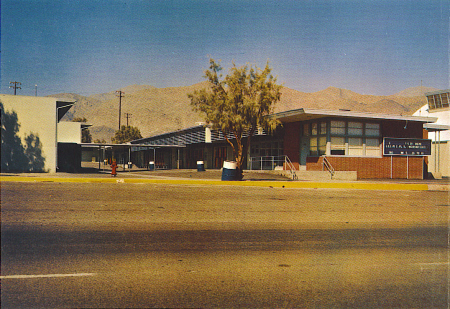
top-left (271, 108), bottom-right (438, 123)
top-left (56, 100), bottom-right (76, 121)
top-left (423, 123), bottom-right (450, 132)
top-left (425, 89), bottom-right (450, 96)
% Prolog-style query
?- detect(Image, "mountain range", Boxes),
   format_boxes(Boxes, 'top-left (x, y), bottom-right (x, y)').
top-left (50, 84), bottom-right (436, 142)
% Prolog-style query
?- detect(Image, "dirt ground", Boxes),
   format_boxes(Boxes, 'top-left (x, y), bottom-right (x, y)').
top-left (1, 181), bottom-right (448, 308)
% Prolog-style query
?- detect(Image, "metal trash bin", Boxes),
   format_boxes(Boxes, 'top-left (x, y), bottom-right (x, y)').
top-left (127, 162), bottom-right (133, 169)
top-left (197, 161), bottom-right (205, 172)
top-left (149, 161), bottom-right (155, 171)
top-left (221, 161), bottom-right (237, 181)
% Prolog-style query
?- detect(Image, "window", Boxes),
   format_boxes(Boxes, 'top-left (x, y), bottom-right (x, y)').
top-left (365, 123), bottom-right (380, 136)
top-left (348, 137), bottom-right (363, 156)
top-left (320, 122), bottom-right (327, 135)
top-left (348, 122), bottom-right (363, 136)
top-left (330, 121), bottom-right (345, 135)
top-left (318, 137), bottom-right (327, 156)
top-left (330, 137), bottom-right (345, 155)
top-left (427, 91), bottom-right (450, 110)
top-left (310, 138), bottom-right (318, 156)
top-left (366, 138), bottom-right (380, 157)
top-left (311, 123), bottom-right (318, 135)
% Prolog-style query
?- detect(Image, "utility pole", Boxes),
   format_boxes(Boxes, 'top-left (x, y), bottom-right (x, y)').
top-left (124, 113), bottom-right (132, 126)
top-left (115, 90), bottom-right (125, 130)
top-left (9, 81), bottom-right (21, 95)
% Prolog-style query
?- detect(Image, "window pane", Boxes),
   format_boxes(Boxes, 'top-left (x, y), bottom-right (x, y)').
top-left (366, 138), bottom-right (380, 147)
top-left (349, 137), bottom-right (362, 146)
top-left (320, 122), bottom-right (327, 135)
top-left (331, 137), bottom-right (345, 149)
top-left (310, 138), bottom-right (318, 156)
top-left (365, 123), bottom-right (380, 136)
top-left (348, 137), bottom-right (363, 155)
top-left (348, 122), bottom-right (363, 135)
top-left (330, 121), bottom-right (345, 135)
top-left (311, 123), bottom-right (318, 135)
top-left (318, 137), bottom-right (326, 155)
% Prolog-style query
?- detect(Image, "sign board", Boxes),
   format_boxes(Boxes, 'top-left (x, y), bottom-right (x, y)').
top-left (383, 138), bottom-right (431, 156)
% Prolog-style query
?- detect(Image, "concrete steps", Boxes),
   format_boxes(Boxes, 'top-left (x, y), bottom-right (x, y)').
top-left (271, 170), bottom-right (358, 181)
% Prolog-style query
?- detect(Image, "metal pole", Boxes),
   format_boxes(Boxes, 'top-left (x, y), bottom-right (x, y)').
top-left (407, 156), bottom-right (409, 179)
top-left (438, 131), bottom-right (441, 174)
top-left (391, 156), bottom-right (393, 179)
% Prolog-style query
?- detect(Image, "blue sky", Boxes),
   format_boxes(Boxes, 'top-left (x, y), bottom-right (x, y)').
top-left (1, 0), bottom-right (449, 96)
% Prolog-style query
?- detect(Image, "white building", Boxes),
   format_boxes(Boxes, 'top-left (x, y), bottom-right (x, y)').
top-left (413, 89), bottom-right (450, 178)
top-left (1, 94), bottom-right (79, 173)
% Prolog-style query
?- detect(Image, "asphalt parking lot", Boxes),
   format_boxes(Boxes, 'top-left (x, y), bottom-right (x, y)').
top-left (1, 176), bottom-right (448, 308)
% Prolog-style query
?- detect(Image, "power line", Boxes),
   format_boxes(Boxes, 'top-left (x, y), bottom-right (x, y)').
top-left (115, 91), bottom-right (125, 130)
top-left (124, 113), bottom-right (132, 126)
top-left (9, 81), bottom-right (21, 95)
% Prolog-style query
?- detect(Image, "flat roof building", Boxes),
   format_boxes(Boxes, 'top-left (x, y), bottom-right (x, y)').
top-left (1, 94), bottom-right (78, 173)
top-left (131, 108), bottom-right (437, 180)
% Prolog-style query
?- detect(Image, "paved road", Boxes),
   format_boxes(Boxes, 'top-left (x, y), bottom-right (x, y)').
top-left (1, 181), bottom-right (448, 308)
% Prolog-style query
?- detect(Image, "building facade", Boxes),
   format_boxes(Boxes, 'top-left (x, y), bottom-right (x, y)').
top-left (413, 89), bottom-right (450, 177)
top-left (131, 108), bottom-right (437, 179)
top-left (1, 94), bottom-right (78, 173)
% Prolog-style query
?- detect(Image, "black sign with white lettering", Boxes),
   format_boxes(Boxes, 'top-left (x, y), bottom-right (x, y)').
top-left (383, 138), bottom-right (431, 156)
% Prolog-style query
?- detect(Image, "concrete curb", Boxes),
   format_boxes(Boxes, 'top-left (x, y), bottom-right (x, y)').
top-left (2, 175), bottom-right (446, 191)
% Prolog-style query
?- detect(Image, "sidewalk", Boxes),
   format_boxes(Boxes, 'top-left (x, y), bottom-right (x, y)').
top-left (1, 168), bottom-right (449, 191)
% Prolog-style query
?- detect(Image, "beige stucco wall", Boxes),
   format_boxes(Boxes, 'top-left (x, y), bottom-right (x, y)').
top-left (428, 141), bottom-right (449, 177)
top-left (57, 122), bottom-right (82, 143)
top-left (1, 94), bottom-right (59, 172)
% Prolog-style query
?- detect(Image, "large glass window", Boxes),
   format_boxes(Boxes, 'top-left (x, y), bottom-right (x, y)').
top-left (348, 122), bottom-right (363, 136)
top-left (330, 137), bottom-right (345, 155)
top-left (330, 121), bottom-right (346, 135)
top-left (365, 123), bottom-right (380, 136)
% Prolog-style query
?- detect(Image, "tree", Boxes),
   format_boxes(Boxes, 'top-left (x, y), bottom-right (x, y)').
top-left (112, 125), bottom-right (142, 144)
top-left (188, 58), bottom-right (282, 179)
top-left (72, 117), bottom-right (92, 143)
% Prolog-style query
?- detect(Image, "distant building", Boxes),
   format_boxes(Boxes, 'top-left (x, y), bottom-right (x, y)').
top-left (0, 94), bottom-right (81, 173)
top-left (413, 89), bottom-right (450, 178)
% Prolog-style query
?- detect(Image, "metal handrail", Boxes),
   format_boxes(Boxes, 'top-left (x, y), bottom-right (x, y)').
top-left (284, 155), bottom-right (298, 180)
top-left (322, 156), bottom-right (335, 178)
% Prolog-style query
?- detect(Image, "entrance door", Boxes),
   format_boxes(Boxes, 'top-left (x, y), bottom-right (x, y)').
top-left (300, 136), bottom-right (309, 166)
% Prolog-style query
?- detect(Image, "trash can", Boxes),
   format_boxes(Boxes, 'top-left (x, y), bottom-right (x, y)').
top-left (221, 161), bottom-right (237, 181)
top-left (149, 161), bottom-right (155, 171)
top-left (197, 161), bottom-right (205, 172)
top-left (127, 162), bottom-right (133, 169)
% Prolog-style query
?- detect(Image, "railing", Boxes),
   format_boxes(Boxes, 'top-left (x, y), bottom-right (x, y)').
top-left (284, 155), bottom-right (298, 180)
top-left (322, 156), bottom-right (335, 178)
top-left (249, 155), bottom-right (298, 180)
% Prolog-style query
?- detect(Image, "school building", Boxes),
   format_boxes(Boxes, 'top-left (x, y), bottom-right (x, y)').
top-left (130, 108), bottom-right (439, 180)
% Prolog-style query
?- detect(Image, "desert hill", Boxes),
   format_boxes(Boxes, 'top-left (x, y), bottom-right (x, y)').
top-left (51, 84), bottom-right (436, 142)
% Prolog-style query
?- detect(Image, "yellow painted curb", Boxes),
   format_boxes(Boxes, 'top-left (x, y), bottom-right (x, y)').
top-left (0, 176), bottom-right (430, 191)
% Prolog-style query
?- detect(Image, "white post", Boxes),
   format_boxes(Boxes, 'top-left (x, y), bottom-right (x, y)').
top-left (407, 156), bottom-right (409, 179)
